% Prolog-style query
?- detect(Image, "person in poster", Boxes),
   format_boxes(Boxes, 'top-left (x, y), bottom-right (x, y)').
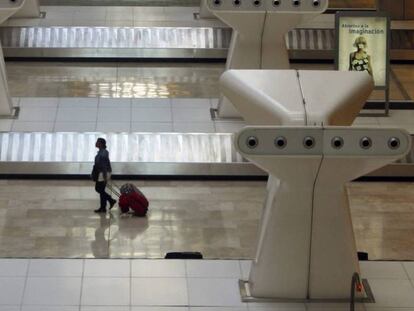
top-left (337, 15), bottom-right (388, 88)
top-left (349, 36), bottom-right (373, 78)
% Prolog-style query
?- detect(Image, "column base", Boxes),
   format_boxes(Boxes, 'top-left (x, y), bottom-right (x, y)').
top-left (0, 107), bottom-right (20, 120)
top-left (209, 107), bottom-right (243, 121)
top-left (238, 279), bottom-right (376, 304)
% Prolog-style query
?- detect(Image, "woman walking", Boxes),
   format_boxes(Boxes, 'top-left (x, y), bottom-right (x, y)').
top-left (93, 138), bottom-right (116, 213)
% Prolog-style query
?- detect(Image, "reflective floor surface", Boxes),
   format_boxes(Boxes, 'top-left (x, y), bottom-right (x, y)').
top-left (0, 258), bottom-right (410, 309)
top-left (0, 179), bottom-right (413, 260)
top-left (0, 258), bottom-right (409, 309)
top-left (40, 0), bottom-right (376, 8)
top-left (6, 62), bottom-right (224, 98)
top-left (6, 61), bottom-right (414, 103)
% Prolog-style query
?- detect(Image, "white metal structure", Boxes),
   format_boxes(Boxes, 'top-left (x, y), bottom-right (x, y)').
top-left (199, 1), bottom-right (216, 18)
top-left (234, 126), bottom-right (411, 299)
top-left (0, 0), bottom-right (26, 117)
top-left (14, 0), bottom-right (40, 18)
top-left (220, 69), bottom-right (412, 300)
top-left (206, 0), bottom-right (329, 117)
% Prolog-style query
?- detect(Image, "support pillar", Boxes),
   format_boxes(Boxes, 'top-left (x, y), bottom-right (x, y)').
top-left (14, 0), bottom-right (40, 18)
top-left (0, 40), bottom-right (13, 116)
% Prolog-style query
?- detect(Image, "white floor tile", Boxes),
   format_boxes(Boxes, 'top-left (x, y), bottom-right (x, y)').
top-left (12, 98), bottom-right (20, 107)
top-left (187, 278), bottom-right (244, 307)
top-left (250, 303), bottom-right (306, 310)
top-left (22, 306), bottom-right (79, 311)
top-left (23, 277), bottom-right (81, 306)
top-left (107, 20), bottom-right (133, 26)
top-left (171, 98), bottom-right (212, 109)
top-left (40, 18), bottom-right (73, 26)
top-left (84, 259), bottom-right (130, 277)
top-left (99, 98), bottom-right (131, 109)
top-left (81, 277), bottom-right (130, 306)
top-left (73, 19), bottom-right (107, 26)
top-left (54, 122), bottom-right (96, 132)
top-left (12, 121), bottom-right (54, 132)
top-left (240, 261), bottom-right (252, 280)
top-left (173, 122), bottom-right (215, 133)
top-left (7, 18), bottom-right (41, 26)
top-left (215, 121), bottom-right (246, 133)
top-left (132, 260), bottom-right (186, 277)
top-left (186, 260), bottom-right (241, 278)
top-left (368, 279), bottom-right (414, 308)
top-left (28, 259), bottom-right (83, 277)
top-left (305, 303), bottom-right (362, 311)
top-left (365, 309), bottom-right (414, 311)
top-left (352, 116), bottom-right (380, 126)
top-left (131, 122), bottom-right (173, 132)
top-left (0, 277), bottom-right (25, 305)
top-left (73, 11), bottom-right (107, 22)
top-left (81, 307), bottom-right (129, 311)
top-left (59, 98), bottom-right (99, 108)
top-left (98, 108), bottom-right (131, 122)
top-left (131, 107), bottom-right (172, 122)
top-left (360, 261), bottom-right (407, 279)
top-left (172, 108), bottom-right (211, 122)
top-left (56, 108), bottom-right (97, 122)
top-left (191, 307), bottom-right (247, 311)
top-left (131, 98), bottom-right (171, 108)
top-left (132, 308), bottom-right (189, 311)
top-left (0, 307), bottom-right (20, 311)
top-left (19, 98), bottom-right (59, 108)
top-left (0, 120), bottom-right (13, 132)
top-left (383, 110), bottom-right (414, 122)
top-left (18, 107), bottom-right (57, 122)
top-left (403, 262), bottom-right (414, 280)
top-left (107, 7), bottom-right (134, 20)
top-left (96, 122), bottom-right (130, 132)
top-left (0, 259), bottom-right (28, 277)
top-left (131, 278), bottom-right (188, 306)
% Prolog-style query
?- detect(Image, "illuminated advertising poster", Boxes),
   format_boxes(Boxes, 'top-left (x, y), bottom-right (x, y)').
top-left (337, 14), bottom-right (389, 88)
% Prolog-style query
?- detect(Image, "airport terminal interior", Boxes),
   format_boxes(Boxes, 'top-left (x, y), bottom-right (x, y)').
top-left (1, 0), bottom-right (414, 310)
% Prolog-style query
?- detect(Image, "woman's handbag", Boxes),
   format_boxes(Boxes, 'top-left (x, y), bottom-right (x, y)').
top-left (91, 165), bottom-right (99, 181)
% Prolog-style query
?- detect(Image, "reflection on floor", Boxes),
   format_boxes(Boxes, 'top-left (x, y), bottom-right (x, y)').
top-left (7, 62), bottom-right (414, 103)
top-left (39, 0), bottom-right (376, 8)
top-left (0, 258), bottom-right (410, 309)
top-left (0, 179), bottom-right (413, 260)
top-left (6, 62), bottom-right (224, 99)
top-left (0, 180), bottom-right (264, 259)
top-left (2, 96), bottom-right (413, 133)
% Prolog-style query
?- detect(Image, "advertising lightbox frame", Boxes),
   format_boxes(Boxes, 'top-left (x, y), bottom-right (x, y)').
top-left (335, 11), bottom-right (390, 116)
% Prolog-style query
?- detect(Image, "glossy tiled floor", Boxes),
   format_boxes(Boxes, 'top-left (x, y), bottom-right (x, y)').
top-left (0, 258), bottom-right (411, 309)
top-left (2, 96), bottom-right (413, 134)
top-left (0, 180), bottom-right (413, 260)
top-left (40, 0), bottom-right (376, 8)
top-left (7, 62), bottom-right (414, 103)
top-left (6, 62), bottom-right (224, 99)
top-left (0, 180), bottom-right (264, 259)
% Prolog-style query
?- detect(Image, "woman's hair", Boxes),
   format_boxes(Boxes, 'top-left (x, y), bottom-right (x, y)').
top-left (97, 137), bottom-right (107, 148)
top-left (353, 36), bottom-right (367, 48)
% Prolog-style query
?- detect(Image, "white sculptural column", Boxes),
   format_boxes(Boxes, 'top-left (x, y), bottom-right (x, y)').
top-left (218, 69), bottom-right (408, 301)
top-left (0, 0), bottom-right (26, 117)
top-left (234, 126), bottom-right (411, 300)
top-left (205, 0), bottom-right (329, 118)
top-left (14, 0), bottom-right (40, 18)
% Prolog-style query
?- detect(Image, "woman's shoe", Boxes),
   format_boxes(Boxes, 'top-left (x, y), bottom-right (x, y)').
top-left (109, 199), bottom-right (117, 210)
top-left (94, 207), bottom-right (106, 213)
